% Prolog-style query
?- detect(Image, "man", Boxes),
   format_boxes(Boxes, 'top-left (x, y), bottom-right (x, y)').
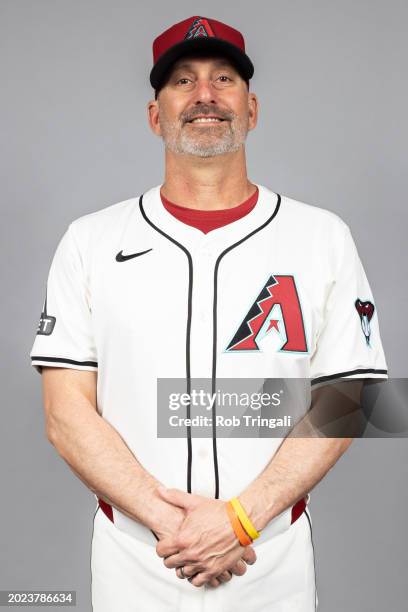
top-left (30, 15), bottom-right (388, 612)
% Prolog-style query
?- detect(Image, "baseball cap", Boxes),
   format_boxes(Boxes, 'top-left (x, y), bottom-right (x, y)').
top-left (150, 16), bottom-right (254, 91)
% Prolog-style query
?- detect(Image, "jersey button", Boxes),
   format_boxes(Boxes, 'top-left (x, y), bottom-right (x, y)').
top-left (198, 310), bottom-right (209, 322)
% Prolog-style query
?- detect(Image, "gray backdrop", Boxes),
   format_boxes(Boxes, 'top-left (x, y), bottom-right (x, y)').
top-left (1, 1), bottom-right (407, 610)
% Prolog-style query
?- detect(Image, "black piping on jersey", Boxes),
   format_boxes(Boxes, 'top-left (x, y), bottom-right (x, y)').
top-left (304, 507), bottom-right (318, 611)
top-left (211, 193), bottom-right (281, 498)
top-left (311, 368), bottom-right (388, 386)
top-left (140, 192), bottom-right (281, 499)
top-left (31, 356), bottom-right (98, 367)
top-left (139, 194), bottom-right (194, 494)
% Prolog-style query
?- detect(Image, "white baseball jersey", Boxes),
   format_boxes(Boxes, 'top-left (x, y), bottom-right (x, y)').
top-left (30, 183), bottom-right (388, 612)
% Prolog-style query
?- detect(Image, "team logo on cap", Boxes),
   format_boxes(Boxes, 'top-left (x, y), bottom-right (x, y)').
top-left (355, 298), bottom-right (375, 346)
top-left (185, 17), bottom-right (215, 40)
top-left (225, 275), bottom-right (308, 353)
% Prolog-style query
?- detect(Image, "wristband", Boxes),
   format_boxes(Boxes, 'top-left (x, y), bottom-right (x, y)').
top-left (226, 502), bottom-right (252, 546)
top-left (230, 497), bottom-right (260, 540)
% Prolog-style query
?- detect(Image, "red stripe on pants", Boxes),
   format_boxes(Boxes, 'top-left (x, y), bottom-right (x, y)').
top-left (97, 496), bottom-right (308, 527)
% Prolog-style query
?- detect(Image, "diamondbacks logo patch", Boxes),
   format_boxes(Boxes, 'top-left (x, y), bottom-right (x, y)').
top-left (225, 275), bottom-right (308, 353)
top-left (355, 298), bottom-right (375, 346)
top-left (36, 289), bottom-right (56, 336)
top-left (185, 17), bottom-right (215, 40)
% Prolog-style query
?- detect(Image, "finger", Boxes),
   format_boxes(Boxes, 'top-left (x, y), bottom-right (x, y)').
top-left (156, 540), bottom-right (179, 558)
top-left (176, 564), bottom-right (203, 579)
top-left (188, 572), bottom-right (211, 588)
top-left (207, 577), bottom-right (221, 588)
top-left (216, 570), bottom-right (233, 583)
top-left (230, 559), bottom-right (247, 577)
top-left (156, 487), bottom-right (200, 511)
top-left (163, 553), bottom-right (197, 569)
top-left (241, 546), bottom-right (257, 565)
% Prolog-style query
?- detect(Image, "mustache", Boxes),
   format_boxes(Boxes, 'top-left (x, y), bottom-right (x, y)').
top-left (182, 106), bottom-right (233, 123)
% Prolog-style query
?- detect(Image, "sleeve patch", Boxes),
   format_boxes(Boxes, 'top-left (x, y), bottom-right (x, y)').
top-left (354, 298), bottom-right (375, 346)
top-left (37, 313), bottom-right (56, 335)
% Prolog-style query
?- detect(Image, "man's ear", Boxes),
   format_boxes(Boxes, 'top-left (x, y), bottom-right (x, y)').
top-left (147, 99), bottom-right (161, 136)
top-left (248, 92), bottom-right (259, 131)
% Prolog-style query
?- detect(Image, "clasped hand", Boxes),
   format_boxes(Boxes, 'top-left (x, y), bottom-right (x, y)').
top-left (155, 487), bottom-right (256, 588)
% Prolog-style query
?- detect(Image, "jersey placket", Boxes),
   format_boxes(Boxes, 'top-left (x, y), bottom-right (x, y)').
top-left (189, 242), bottom-right (220, 497)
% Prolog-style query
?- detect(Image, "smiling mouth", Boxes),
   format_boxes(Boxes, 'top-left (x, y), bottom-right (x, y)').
top-left (186, 117), bottom-right (227, 124)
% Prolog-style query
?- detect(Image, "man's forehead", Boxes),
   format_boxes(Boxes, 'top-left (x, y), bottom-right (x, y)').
top-left (171, 55), bottom-right (237, 71)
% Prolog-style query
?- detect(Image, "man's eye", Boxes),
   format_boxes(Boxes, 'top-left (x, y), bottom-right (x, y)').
top-left (176, 78), bottom-right (191, 85)
top-left (217, 75), bottom-right (232, 82)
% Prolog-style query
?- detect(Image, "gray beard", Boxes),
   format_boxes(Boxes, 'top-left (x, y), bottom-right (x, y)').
top-left (160, 118), bottom-right (249, 158)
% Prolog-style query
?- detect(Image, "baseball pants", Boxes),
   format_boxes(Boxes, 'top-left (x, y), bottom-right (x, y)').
top-left (90, 505), bottom-right (318, 612)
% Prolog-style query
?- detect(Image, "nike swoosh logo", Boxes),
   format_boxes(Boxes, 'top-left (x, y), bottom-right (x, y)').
top-left (116, 248), bottom-right (152, 262)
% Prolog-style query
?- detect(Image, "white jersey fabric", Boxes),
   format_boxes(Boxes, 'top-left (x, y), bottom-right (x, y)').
top-left (30, 183), bottom-right (388, 611)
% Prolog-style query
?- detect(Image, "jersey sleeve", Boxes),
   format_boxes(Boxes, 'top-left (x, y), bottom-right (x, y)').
top-left (310, 221), bottom-right (388, 386)
top-left (29, 222), bottom-right (98, 374)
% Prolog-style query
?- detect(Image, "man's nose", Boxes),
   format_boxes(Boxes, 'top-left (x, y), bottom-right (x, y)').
top-left (193, 79), bottom-right (218, 105)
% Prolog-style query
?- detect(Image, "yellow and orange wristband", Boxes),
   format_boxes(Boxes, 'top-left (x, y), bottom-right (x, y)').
top-left (226, 496), bottom-right (260, 546)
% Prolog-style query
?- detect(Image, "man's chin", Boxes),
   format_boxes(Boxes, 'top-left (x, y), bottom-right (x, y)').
top-left (182, 135), bottom-right (236, 155)
top-left (163, 135), bottom-right (243, 157)
top-left (187, 147), bottom-right (241, 158)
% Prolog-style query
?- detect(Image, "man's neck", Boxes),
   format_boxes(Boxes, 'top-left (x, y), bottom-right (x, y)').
top-left (160, 149), bottom-right (257, 211)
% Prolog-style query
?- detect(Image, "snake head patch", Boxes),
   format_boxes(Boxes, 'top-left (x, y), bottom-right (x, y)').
top-left (355, 299), bottom-right (375, 346)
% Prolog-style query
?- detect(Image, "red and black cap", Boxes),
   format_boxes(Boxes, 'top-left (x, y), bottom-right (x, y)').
top-left (150, 16), bottom-right (254, 90)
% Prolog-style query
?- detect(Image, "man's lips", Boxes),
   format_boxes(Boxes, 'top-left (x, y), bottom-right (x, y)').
top-left (185, 115), bottom-right (228, 124)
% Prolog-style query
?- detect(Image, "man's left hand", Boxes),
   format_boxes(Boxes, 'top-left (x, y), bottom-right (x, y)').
top-left (155, 487), bottom-right (256, 587)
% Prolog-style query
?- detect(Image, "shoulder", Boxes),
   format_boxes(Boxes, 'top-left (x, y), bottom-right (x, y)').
top-left (259, 185), bottom-right (358, 278)
top-left (259, 185), bottom-right (353, 246)
top-left (277, 190), bottom-right (349, 233)
top-left (61, 194), bottom-right (144, 258)
top-left (69, 195), bottom-right (140, 237)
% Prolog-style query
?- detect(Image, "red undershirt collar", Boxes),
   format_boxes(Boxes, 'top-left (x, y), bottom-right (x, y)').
top-left (160, 186), bottom-right (259, 234)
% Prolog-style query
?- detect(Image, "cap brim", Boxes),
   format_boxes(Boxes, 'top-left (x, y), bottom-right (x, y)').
top-left (150, 37), bottom-right (254, 90)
